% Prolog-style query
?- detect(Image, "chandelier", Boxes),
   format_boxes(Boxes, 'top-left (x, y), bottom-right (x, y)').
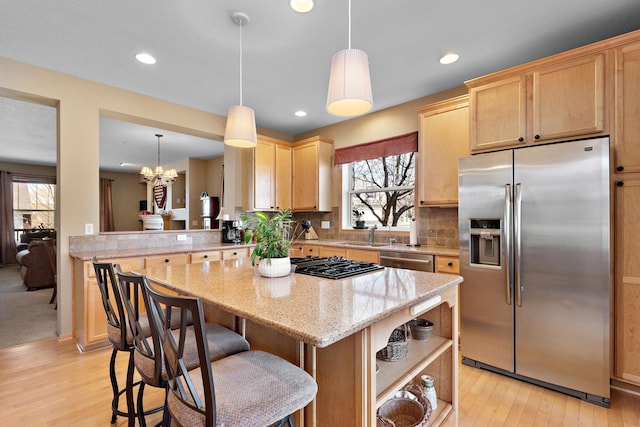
top-left (139, 133), bottom-right (178, 186)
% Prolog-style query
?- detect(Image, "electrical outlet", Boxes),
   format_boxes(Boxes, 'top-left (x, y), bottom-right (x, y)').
top-left (321, 220), bottom-right (330, 229)
top-left (84, 223), bottom-right (93, 234)
top-left (177, 234), bottom-right (187, 241)
top-left (192, 220), bottom-right (198, 226)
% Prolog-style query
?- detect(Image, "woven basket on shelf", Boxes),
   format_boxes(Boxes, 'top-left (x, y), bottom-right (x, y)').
top-left (376, 415), bottom-right (396, 427)
top-left (402, 383), bottom-right (433, 426)
top-left (408, 318), bottom-right (433, 341)
top-left (376, 324), bottom-right (410, 362)
top-left (377, 397), bottom-right (424, 427)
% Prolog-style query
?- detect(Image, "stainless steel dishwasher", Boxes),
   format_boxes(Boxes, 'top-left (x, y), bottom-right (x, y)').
top-left (379, 251), bottom-right (434, 272)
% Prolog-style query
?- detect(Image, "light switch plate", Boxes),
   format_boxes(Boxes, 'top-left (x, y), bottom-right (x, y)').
top-left (84, 223), bottom-right (94, 234)
top-left (321, 220), bottom-right (330, 229)
top-left (192, 220), bottom-right (198, 226)
top-left (177, 234), bottom-right (187, 241)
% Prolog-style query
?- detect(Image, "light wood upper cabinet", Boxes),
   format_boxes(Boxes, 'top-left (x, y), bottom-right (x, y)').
top-left (417, 96), bottom-right (469, 206)
top-left (468, 52), bottom-right (607, 152)
top-left (532, 53), bottom-right (606, 142)
top-left (275, 143), bottom-right (292, 210)
top-left (292, 136), bottom-right (333, 212)
top-left (252, 136), bottom-right (292, 211)
top-left (614, 40), bottom-right (640, 174)
top-left (469, 76), bottom-right (526, 152)
top-left (253, 137), bottom-right (276, 210)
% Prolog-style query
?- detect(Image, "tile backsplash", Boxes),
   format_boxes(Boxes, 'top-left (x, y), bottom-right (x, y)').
top-left (291, 207), bottom-right (459, 249)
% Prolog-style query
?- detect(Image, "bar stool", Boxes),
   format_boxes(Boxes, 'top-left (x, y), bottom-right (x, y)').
top-left (116, 268), bottom-right (250, 426)
top-left (92, 257), bottom-right (146, 426)
top-left (144, 281), bottom-right (318, 427)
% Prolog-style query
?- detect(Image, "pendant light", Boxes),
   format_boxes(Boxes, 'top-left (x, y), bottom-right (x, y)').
top-left (224, 12), bottom-right (257, 148)
top-left (290, 0), bottom-right (314, 13)
top-left (326, 0), bottom-right (373, 117)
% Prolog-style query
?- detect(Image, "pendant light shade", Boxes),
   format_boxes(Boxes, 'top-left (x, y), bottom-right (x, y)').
top-left (326, 48), bottom-right (373, 116)
top-left (224, 105), bottom-right (257, 148)
top-left (224, 12), bottom-right (257, 148)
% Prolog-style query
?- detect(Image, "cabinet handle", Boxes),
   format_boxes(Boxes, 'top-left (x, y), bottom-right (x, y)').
top-left (447, 262), bottom-right (453, 267)
top-left (233, 252), bottom-right (237, 256)
top-left (203, 255), bottom-right (208, 259)
top-left (518, 137), bottom-right (524, 142)
top-left (164, 258), bottom-right (169, 263)
top-left (617, 181), bottom-right (624, 187)
top-left (534, 134), bottom-right (540, 140)
top-left (617, 166), bottom-right (624, 172)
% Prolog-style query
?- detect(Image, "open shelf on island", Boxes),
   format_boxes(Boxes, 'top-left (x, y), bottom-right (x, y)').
top-left (376, 334), bottom-right (453, 405)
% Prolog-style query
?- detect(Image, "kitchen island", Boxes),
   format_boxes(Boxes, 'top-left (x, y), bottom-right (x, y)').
top-left (140, 257), bottom-right (462, 426)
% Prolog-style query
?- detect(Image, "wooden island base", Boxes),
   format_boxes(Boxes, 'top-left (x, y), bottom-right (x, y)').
top-left (205, 285), bottom-right (458, 427)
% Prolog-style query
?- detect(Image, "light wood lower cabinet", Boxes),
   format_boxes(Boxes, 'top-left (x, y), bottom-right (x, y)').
top-left (435, 256), bottom-right (460, 275)
top-left (347, 248), bottom-right (380, 263)
top-left (144, 253), bottom-right (189, 267)
top-left (190, 250), bottom-right (222, 263)
top-left (615, 177), bottom-right (640, 385)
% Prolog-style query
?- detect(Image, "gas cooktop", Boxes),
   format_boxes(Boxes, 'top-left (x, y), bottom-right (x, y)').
top-left (291, 256), bottom-right (384, 280)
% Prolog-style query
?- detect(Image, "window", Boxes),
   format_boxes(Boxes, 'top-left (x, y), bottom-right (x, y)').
top-left (13, 180), bottom-right (56, 232)
top-left (343, 152), bottom-right (415, 229)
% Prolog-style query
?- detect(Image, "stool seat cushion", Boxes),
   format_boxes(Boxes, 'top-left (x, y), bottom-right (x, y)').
top-left (168, 350), bottom-right (317, 427)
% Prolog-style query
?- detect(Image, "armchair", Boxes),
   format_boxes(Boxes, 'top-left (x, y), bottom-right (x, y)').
top-left (15, 239), bottom-right (56, 290)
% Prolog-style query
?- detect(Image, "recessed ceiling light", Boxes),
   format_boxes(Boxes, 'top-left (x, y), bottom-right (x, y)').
top-left (135, 53), bottom-right (156, 65)
top-left (439, 53), bottom-right (459, 65)
top-left (294, 110), bottom-right (307, 117)
top-left (290, 0), bottom-right (314, 13)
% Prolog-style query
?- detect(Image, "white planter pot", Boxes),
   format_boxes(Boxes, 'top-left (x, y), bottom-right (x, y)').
top-left (257, 257), bottom-right (291, 278)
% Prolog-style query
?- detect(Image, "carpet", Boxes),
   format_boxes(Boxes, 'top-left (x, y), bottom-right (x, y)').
top-left (0, 265), bottom-right (57, 348)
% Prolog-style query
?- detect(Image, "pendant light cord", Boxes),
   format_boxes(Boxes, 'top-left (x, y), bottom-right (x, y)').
top-left (348, 0), bottom-right (352, 49)
top-left (239, 18), bottom-right (243, 107)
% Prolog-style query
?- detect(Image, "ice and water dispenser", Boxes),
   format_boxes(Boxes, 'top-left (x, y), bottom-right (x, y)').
top-left (469, 219), bottom-right (501, 266)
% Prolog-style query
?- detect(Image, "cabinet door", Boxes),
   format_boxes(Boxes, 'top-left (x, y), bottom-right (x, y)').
top-left (435, 256), bottom-right (460, 275)
top-left (346, 249), bottom-right (379, 263)
top-left (190, 250), bottom-right (222, 263)
top-left (418, 97), bottom-right (469, 206)
top-left (254, 138), bottom-right (276, 210)
top-left (292, 142), bottom-right (319, 210)
top-left (614, 41), bottom-right (640, 174)
top-left (532, 53), bottom-right (606, 142)
top-left (275, 144), bottom-right (292, 210)
top-left (469, 75), bottom-right (526, 152)
top-left (615, 178), bottom-right (640, 384)
top-left (221, 248), bottom-right (248, 260)
top-left (302, 244), bottom-right (321, 257)
top-left (144, 253), bottom-right (189, 268)
top-left (319, 246), bottom-right (346, 258)
top-left (86, 278), bottom-right (108, 344)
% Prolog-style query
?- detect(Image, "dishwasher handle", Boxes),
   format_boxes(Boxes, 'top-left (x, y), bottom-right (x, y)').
top-left (379, 253), bottom-right (434, 272)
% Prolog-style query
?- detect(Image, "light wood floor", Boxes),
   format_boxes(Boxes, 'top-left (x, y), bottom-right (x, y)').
top-left (1, 338), bottom-right (639, 426)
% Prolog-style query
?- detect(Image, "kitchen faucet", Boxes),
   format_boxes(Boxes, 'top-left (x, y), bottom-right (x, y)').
top-left (369, 224), bottom-right (377, 244)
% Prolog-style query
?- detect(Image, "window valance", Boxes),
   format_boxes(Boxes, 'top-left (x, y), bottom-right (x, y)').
top-left (10, 173), bottom-right (56, 185)
top-left (333, 131), bottom-right (418, 165)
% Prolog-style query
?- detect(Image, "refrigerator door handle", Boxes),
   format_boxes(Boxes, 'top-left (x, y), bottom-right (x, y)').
top-left (514, 182), bottom-right (523, 307)
top-left (504, 184), bottom-right (512, 305)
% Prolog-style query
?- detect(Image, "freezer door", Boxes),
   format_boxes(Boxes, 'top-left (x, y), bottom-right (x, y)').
top-left (514, 137), bottom-right (610, 398)
top-left (459, 150), bottom-right (515, 372)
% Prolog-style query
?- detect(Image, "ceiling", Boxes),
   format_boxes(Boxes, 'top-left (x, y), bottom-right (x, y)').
top-left (2, 0), bottom-right (640, 173)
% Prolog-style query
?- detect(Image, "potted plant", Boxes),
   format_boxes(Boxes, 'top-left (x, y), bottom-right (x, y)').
top-left (241, 209), bottom-right (293, 277)
top-left (353, 208), bottom-right (366, 229)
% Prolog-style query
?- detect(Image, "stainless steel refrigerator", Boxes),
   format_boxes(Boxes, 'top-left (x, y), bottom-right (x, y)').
top-left (458, 137), bottom-right (610, 407)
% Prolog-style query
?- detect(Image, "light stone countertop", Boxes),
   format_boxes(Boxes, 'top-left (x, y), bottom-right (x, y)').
top-left (140, 257), bottom-right (462, 348)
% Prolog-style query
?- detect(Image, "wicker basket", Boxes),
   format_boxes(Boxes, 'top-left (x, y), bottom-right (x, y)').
top-left (377, 415), bottom-right (396, 427)
top-left (377, 324), bottom-right (410, 361)
top-left (377, 397), bottom-right (424, 427)
top-left (408, 318), bottom-right (433, 341)
top-left (402, 383), bottom-right (433, 426)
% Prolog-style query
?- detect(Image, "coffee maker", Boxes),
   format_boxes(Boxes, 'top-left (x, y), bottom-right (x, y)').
top-left (222, 220), bottom-right (241, 243)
